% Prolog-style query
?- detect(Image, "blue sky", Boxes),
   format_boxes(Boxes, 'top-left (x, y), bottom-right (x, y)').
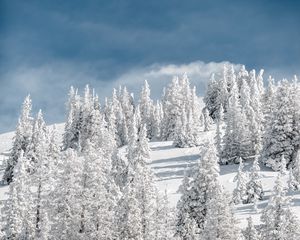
top-left (0, 0), bottom-right (299, 132)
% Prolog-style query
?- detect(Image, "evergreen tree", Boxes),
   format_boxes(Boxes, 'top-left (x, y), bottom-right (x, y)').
top-left (202, 190), bottom-right (240, 240)
top-left (78, 142), bottom-right (119, 239)
top-left (139, 80), bottom-right (154, 139)
top-left (233, 158), bottom-right (248, 204)
top-left (3, 95), bottom-right (33, 183)
top-left (117, 178), bottom-right (143, 240)
top-left (203, 108), bottom-right (212, 132)
top-left (288, 168), bottom-right (299, 192)
top-left (50, 149), bottom-right (83, 239)
top-left (261, 80), bottom-right (295, 170)
top-left (4, 152), bottom-right (35, 239)
top-left (292, 149), bottom-right (300, 185)
top-left (243, 216), bottom-right (259, 240)
top-left (153, 190), bottom-right (175, 240)
top-left (215, 118), bottom-right (224, 163)
top-left (151, 100), bottom-right (163, 140)
top-left (244, 157), bottom-right (263, 203)
top-left (161, 74), bottom-right (201, 146)
top-left (118, 113), bottom-right (157, 240)
top-left (176, 143), bottom-right (225, 238)
top-left (260, 173), bottom-right (300, 240)
top-left (222, 81), bottom-right (250, 164)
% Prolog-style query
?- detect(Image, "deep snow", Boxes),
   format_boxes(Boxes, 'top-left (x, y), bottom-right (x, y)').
top-left (1, 124), bottom-right (300, 228)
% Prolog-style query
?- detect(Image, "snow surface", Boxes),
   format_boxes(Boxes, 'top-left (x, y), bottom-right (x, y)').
top-left (1, 123), bottom-right (300, 228)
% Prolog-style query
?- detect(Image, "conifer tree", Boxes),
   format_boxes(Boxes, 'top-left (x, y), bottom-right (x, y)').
top-left (50, 149), bottom-right (83, 239)
top-left (4, 152), bottom-right (35, 239)
top-left (222, 80), bottom-right (250, 163)
top-left (3, 95), bottom-right (33, 183)
top-left (176, 143), bottom-right (227, 238)
top-left (233, 158), bottom-right (248, 204)
top-left (260, 173), bottom-right (300, 239)
top-left (151, 100), bottom-right (163, 140)
top-left (153, 190), bottom-right (175, 240)
top-left (202, 190), bottom-right (240, 240)
top-left (261, 80), bottom-right (295, 170)
top-left (243, 216), bottom-right (259, 240)
top-left (139, 80), bottom-right (154, 139)
top-left (293, 149), bottom-right (300, 185)
top-left (245, 157), bottom-right (263, 203)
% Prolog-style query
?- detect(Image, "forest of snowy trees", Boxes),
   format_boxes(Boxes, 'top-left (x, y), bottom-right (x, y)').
top-left (1, 64), bottom-right (300, 239)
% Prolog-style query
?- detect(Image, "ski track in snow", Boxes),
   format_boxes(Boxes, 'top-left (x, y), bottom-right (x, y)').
top-left (1, 124), bottom-right (300, 228)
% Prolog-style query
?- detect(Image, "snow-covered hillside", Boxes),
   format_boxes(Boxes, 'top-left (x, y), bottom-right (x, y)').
top-left (1, 124), bottom-right (300, 229)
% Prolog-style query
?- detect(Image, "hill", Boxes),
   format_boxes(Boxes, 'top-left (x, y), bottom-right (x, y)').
top-left (1, 123), bottom-right (300, 229)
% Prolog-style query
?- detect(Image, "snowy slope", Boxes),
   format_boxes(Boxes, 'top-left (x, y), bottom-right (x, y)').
top-left (1, 124), bottom-right (300, 228)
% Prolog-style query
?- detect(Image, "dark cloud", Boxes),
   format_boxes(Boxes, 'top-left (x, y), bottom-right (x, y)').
top-left (0, 0), bottom-right (299, 132)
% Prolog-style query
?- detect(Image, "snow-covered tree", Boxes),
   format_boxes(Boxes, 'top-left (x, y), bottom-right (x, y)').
top-left (139, 80), bottom-right (154, 139)
top-left (118, 113), bottom-right (157, 240)
top-left (151, 100), bottom-right (163, 140)
top-left (49, 149), bottom-right (83, 239)
top-left (204, 73), bottom-right (220, 120)
top-left (162, 74), bottom-right (201, 146)
top-left (3, 95), bottom-right (33, 183)
top-left (244, 157), bottom-right (263, 203)
top-left (222, 80), bottom-right (250, 164)
top-left (4, 152), bottom-right (35, 239)
top-left (260, 173), bottom-right (300, 239)
top-left (153, 190), bottom-right (175, 240)
top-left (202, 190), bottom-right (241, 240)
top-left (292, 149), bottom-right (300, 185)
top-left (243, 216), bottom-right (259, 240)
top-left (233, 158), bottom-right (248, 204)
top-left (288, 168), bottom-right (299, 192)
top-left (202, 108), bottom-right (212, 132)
top-left (176, 142), bottom-right (233, 238)
top-left (117, 177), bottom-right (143, 240)
top-left (78, 142), bottom-right (119, 239)
top-left (261, 80), bottom-right (295, 170)
top-left (62, 86), bottom-right (81, 150)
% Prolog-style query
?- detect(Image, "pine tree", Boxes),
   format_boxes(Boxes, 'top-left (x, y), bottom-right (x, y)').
top-left (233, 158), bottom-right (248, 204)
top-left (151, 100), bottom-right (163, 140)
top-left (243, 216), bottom-right (259, 240)
top-left (118, 113), bottom-right (157, 240)
top-left (244, 157), bottom-right (263, 203)
top-left (63, 87), bottom-right (81, 150)
top-left (117, 178), bottom-right (143, 240)
top-left (153, 190), bottom-right (175, 240)
top-left (293, 149), bottom-right (300, 185)
top-left (4, 152), bottom-right (35, 239)
top-left (78, 142), bottom-right (119, 239)
top-left (204, 73), bottom-right (220, 119)
top-left (3, 95), bottom-right (33, 183)
top-left (222, 80), bottom-right (250, 164)
top-left (203, 108), bottom-right (212, 132)
top-left (260, 173), bottom-right (300, 239)
top-left (215, 119), bottom-right (224, 163)
top-left (261, 80), bottom-right (295, 170)
top-left (176, 143), bottom-right (225, 238)
top-left (288, 168), bottom-right (299, 192)
top-left (139, 80), bottom-right (154, 139)
top-left (162, 74), bottom-right (201, 145)
top-left (202, 190), bottom-right (240, 240)
top-left (50, 149), bottom-right (83, 239)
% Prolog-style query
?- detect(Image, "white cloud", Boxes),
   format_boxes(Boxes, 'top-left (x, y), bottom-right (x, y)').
top-left (0, 60), bottom-right (240, 132)
top-left (111, 61), bottom-right (241, 99)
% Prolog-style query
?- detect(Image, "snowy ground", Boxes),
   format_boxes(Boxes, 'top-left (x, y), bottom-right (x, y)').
top-left (1, 124), bottom-right (300, 228)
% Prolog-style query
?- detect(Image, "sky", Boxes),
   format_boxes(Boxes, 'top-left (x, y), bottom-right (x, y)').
top-left (0, 0), bottom-right (299, 133)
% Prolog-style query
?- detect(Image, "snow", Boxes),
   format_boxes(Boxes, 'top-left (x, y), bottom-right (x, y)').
top-left (1, 123), bottom-right (300, 229)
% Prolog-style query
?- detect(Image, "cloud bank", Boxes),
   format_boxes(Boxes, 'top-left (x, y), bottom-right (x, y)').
top-left (0, 60), bottom-right (241, 133)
